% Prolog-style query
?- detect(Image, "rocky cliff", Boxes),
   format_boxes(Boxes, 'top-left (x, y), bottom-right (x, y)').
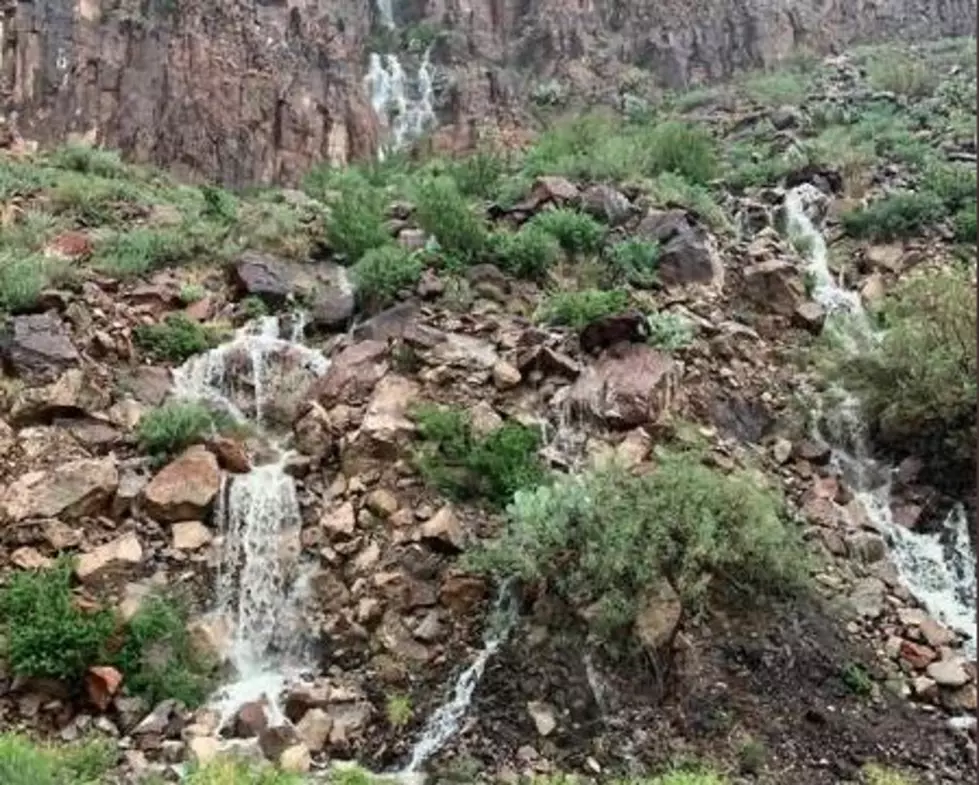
top-left (0, 0), bottom-right (973, 185)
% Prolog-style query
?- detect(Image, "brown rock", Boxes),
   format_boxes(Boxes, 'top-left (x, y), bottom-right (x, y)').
top-left (207, 436), bottom-right (251, 473)
top-left (365, 489), bottom-right (399, 519)
top-left (85, 666), bottom-right (124, 712)
top-left (578, 311), bottom-right (649, 355)
top-left (793, 301), bottom-right (826, 332)
top-left (172, 521), bottom-right (213, 551)
top-left (76, 533), bottom-right (143, 583)
top-left (743, 259), bottom-right (804, 316)
top-left (491, 360), bottom-right (522, 390)
top-left (45, 230), bottom-right (93, 260)
top-left (926, 658), bottom-right (970, 688)
top-left (308, 340), bottom-right (388, 408)
top-left (2, 312), bottom-right (80, 381)
top-left (568, 343), bottom-right (677, 429)
top-left (321, 501), bottom-right (356, 538)
top-left (234, 701), bottom-right (269, 738)
top-left (637, 209), bottom-right (723, 288)
top-left (142, 446), bottom-right (221, 523)
top-left (919, 618), bottom-right (956, 648)
top-left (0, 457), bottom-right (119, 523)
top-left (11, 547), bottom-right (53, 570)
top-left (580, 184), bottom-right (632, 226)
top-left (517, 345), bottom-right (580, 380)
top-left (379, 610), bottom-right (430, 662)
top-left (348, 374), bottom-right (420, 462)
top-left (531, 176), bottom-right (579, 205)
top-left (420, 505), bottom-right (466, 551)
top-left (258, 724), bottom-right (298, 762)
top-left (898, 640), bottom-right (937, 669)
top-left (279, 743), bottom-right (312, 773)
top-left (439, 573), bottom-right (487, 615)
top-left (295, 707), bottom-right (333, 753)
top-left (293, 402), bottom-right (334, 458)
top-left (634, 579), bottom-right (683, 653)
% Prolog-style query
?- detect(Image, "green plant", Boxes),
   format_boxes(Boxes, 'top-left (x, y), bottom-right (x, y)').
top-left (448, 150), bottom-right (507, 199)
top-left (952, 201), bottom-right (976, 242)
top-left (647, 312), bottom-right (695, 351)
top-left (385, 693), bottom-right (414, 729)
top-left (841, 662), bottom-right (874, 696)
top-left (49, 144), bottom-right (128, 179)
top-left (526, 208), bottom-right (606, 255)
top-left (862, 763), bottom-right (917, 785)
top-left (350, 245), bottom-right (424, 311)
top-left (179, 283), bottom-right (206, 304)
top-left (0, 559), bottom-right (115, 683)
top-left (110, 592), bottom-right (215, 708)
top-left (642, 121), bottom-right (719, 185)
top-left (413, 405), bottom-right (545, 508)
top-left (93, 223), bottom-right (221, 277)
top-left (0, 733), bottom-right (116, 785)
top-left (136, 401), bottom-right (234, 458)
top-left (0, 252), bottom-right (65, 313)
top-left (183, 757), bottom-right (305, 785)
top-left (841, 191), bottom-right (946, 241)
top-left (740, 70), bottom-right (808, 105)
top-left (412, 175), bottom-right (488, 264)
top-left (468, 452), bottom-right (806, 636)
top-left (866, 51), bottom-right (938, 97)
top-left (134, 314), bottom-right (220, 362)
top-left (200, 184), bottom-right (238, 223)
top-left (324, 173), bottom-right (391, 262)
top-left (606, 238), bottom-right (660, 287)
top-left (737, 738), bottom-right (766, 775)
top-left (922, 162), bottom-right (976, 211)
top-left (490, 225), bottom-right (562, 279)
top-left (240, 295), bottom-right (269, 320)
top-left (536, 288), bottom-right (630, 329)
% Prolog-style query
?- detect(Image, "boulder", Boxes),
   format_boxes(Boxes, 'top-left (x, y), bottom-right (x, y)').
top-left (743, 259), bottom-right (805, 316)
top-left (234, 701), bottom-right (269, 738)
top-left (171, 521), bottom-right (213, 551)
top-left (0, 457), bottom-right (118, 522)
top-left (568, 344), bottom-right (677, 429)
top-left (85, 666), bottom-right (124, 712)
top-left (142, 446), bottom-right (221, 523)
top-left (346, 375), bottom-right (419, 464)
top-left (206, 437), bottom-right (250, 473)
top-left (579, 311), bottom-right (649, 355)
top-left (308, 340), bottom-right (388, 408)
top-left (580, 184), bottom-right (632, 226)
top-left (420, 505), bottom-right (466, 552)
top-left (2, 312), bottom-right (79, 381)
top-left (637, 209), bottom-right (723, 288)
top-left (76, 533), bottom-right (143, 583)
top-left (232, 251), bottom-right (292, 304)
top-left (295, 708), bottom-right (332, 753)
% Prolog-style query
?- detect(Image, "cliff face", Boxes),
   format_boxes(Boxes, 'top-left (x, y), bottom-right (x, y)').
top-left (1, 0), bottom-right (972, 187)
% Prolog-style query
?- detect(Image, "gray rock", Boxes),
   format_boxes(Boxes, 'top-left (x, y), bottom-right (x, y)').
top-left (3, 312), bottom-right (80, 381)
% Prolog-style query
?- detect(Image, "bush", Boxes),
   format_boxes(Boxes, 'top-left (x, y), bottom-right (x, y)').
top-left (350, 245), bottom-right (425, 311)
top-left (93, 224), bottom-right (221, 277)
top-left (448, 150), bottom-right (507, 199)
top-left (468, 452), bottom-right (805, 636)
top-left (536, 288), bottom-right (630, 329)
top-left (413, 405), bottom-right (545, 508)
top-left (0, 252), bottom-right (64, 313)
top-left (817, 264), bottom-right (976, 476)
top-left (0, 559), bottom-right (115, 683)
top-left (862, 763), bottom-right (917, 785)
top-left (136, 401), bottom-right (235, 458)
top-left (183, 757), bottom-right (305, 785)
top-left (490, 225), bottom-right (562, 279)
top-left (324, 173), bottom-right (390, 262)
top-left (606, 238), bottom-right (660, 287)
top-left (953, 201), bottom-right (976, 242)
top-left (866, 51), bottom-right (939, 97)
top-left (412, 176), bottom-right (488, 264)
top-left (526, 208), bottom-right (606, 255)
top-left (134, 314), bottom-right (220, 362)
top-left (643, 121), bottom-right (719, 185)
top-left (49, 144), bottom-right (128, 179)
top-left (841, 191), bottom-right (946, 241)
top-left (922, 162), bottom-right (976, 211)
top-left (647, 312), bottom-right (696, 351)
top-left (0, 733), bottom-right (116, 785)
top-left (110, 593), bottom-right (215, 708)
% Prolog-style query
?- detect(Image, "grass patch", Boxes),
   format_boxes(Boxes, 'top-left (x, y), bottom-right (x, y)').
top-left (468, 451), bottom-right (805, 637)
top-left (606, 238), bottom-right (660, 287)
top-left (134, 314), bottom-right (221, 362)
top-left (0, 733), bottom-right (116, 785)
top-left (866, 50), bottom-right (939, 97)
top-left (841, 191), bottom-right (946, 241)
top-left (350, 245), bottom-right (425, 311)
top-left (489, 225), bottom-right (562, 279)
top-left (323, 172), bottom-right (390, 262)
top-left (136, 401), bottom-right (237, 459)
top-left (536, 288), bottom-right (630, 329)
top-left (413, 405), bottom-right (545, 508)
top-left (740, 70), bottom-right (808, 105)
top-left (385, 693), bottom-right (414, 729)
top-left (0, 252), bottom-right (68, 313)
top-left (183, 757), bottom-right (305, 785)
top-left (526, 208), bottom-right (606, 255)
top-left (862, 763), bottom-right (917, 785)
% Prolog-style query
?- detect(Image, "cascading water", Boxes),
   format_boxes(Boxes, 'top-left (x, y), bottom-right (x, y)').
top-left (171, 315), bottom-right (331, 725)
top-left (784, 184), bottom-right (977, 658)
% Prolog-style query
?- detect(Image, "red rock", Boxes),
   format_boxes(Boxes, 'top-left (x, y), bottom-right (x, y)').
top-left (234, 701), bottom-right (269, 738)
top-left (207, 436), bottom-right (251, 473)
top-left (307, 340), bottom-right (388, 408)
top-left (899, 640), bottom-right (937, 669)
top-left (85, 666), bottom-right (123, 712)
top-left (142, 446), bottom-right (221, 523)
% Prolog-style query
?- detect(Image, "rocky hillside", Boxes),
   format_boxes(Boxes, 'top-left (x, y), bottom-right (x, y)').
top-left (0, 39), bottom-right (975, 785)
top-left (0, 0), bottom-right (973, 185)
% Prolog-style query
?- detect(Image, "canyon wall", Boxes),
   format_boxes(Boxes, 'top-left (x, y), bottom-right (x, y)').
top-left (0, 0), bottom-right (972, 187)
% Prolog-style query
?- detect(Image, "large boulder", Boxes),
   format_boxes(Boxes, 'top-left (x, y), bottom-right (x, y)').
top-left (636, 210), bottom-right (724, 289)
top-left (2, 312), bottom-right (80, 381)
top-left (307, 340), bottom-right (388, 408)
top-left (0, 457), bottom-right (119, 522)
top-left (142, 446), bottom-right (222, 523)
top-left (76, 533), bottom-right (144, 583)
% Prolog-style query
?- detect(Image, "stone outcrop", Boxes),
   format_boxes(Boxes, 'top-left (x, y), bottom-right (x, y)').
top-left (0, 0), bottom-right (970, 185)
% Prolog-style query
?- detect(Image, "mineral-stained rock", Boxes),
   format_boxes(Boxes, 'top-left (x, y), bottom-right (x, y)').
top-left (142, 446), bottom-right (221, 523)
top-left (0, 457), bottom-right (119, 523)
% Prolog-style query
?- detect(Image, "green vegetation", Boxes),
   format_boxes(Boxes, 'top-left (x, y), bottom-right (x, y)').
top-left (866, 50), bottom-right (939, 97)
top-left (646, 312), bottom-right (695, 351)
top-left (841, 191), bottom-right (945, 241)
top-left (183, 757), bottom-right (304, 785)
top-left (862, 763), bottom-right (918, 785)
top-left (468, 451), bottom-right (806, 637)
top-left (0, 733), bottom-right (116, 785)
top-left (536, 288), bottom-right (630, 329)
top-left (385, 693), bottom-right (414, 729)
top-left (526, 208), bottom-right (606, 255)
top-left (841, 662), bottom-right (875, 696)
top-left (0, 559), bottom-right (115, 683)
top-left (412, 175), bottom-right (489, 264)
top-left (134, 313), bottom-right (221, 362)
top-left (136, 401), bottom-right (238, 458)
top-left (606, 238), bottom-right (660, 287)
top-left (489, 225), bottom-right (562, 279)
top-left (413, 405), bottom-right (546, 508)
top-left (323, 172), bottom-right (391, 262)
top-left (350, 245), bottom-right (425, 311)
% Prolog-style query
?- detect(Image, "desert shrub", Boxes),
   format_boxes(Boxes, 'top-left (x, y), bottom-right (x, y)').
top-left (647, 312), bottom-right (696, 351)
top-left (606, 238), bottom-right (660, 287)
top-left (0, 559), bottom-right (115, 683)
top-left (646, 172), bottom-right (728, 230)
top-left (200, 184), bottom-right (239, 223)
top-left (642, 121), bottom-right (718, 185)
top-left (49, 144), bottom-right (129, 179)
top-left (110, 593), bottom-right (215, 708)
top-left (467, 452), bottom-right (805, 636)
top-left (134, 314), bottom-right (221, 362)
top-left (0, 733), bottom-right (116, 785)
top-left (93, 223), bottom-right (223, 277)
top-left (324, 173), bottom-right (390, 262)
top-left (841, 191), bottom-right (945, 241)
top-left (448, 150), bottom-right (507, 199)
top-left (412, 175), bottom-right (488, 263)
top-left (527, 208), bottom-right (606, 255)
top-left (536, 288), bottom-right (630, 329)
top-left (921, 162), bottom-right (976, 211)
top-left (183, 757), bottom-right (305, 785)
top-left (350, 245), bottom-right (425, 311)
top-left (490, 225), bottom-right (562, 279)
top-left (817, 263), bottom-right (976, 475)
top-left (413, 405), bottom-right (545, 508)
top-left (0, 251), bottom-right (66, 313)
top-left (136, 401), bottom-right (235, 458)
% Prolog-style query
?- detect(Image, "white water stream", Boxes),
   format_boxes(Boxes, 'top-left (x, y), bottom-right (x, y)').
top-left (784, 184), bottom-right (977, 659)
top-left (365, 49), bottom-right (436, 158)
top-left (171, 315), bottom-right (330, 726)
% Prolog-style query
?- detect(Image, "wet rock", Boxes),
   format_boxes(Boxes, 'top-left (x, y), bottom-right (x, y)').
top-left (206, 437), bottom-right (251, 473)
top-left (327, 701), bottom-right (372, 747)
top-left (568, 344), bottom-right (677, 429)
top-left (187, 617), bottom-right (230, 665)
top-left (743, 259), bottom-right (804, 316)
top-left (295, 707), bottom-right (333, 753)
top-left (845, 532), bottom-right (886, 564)
top-left (634, 579), bottom-right (683, 653)
top-left (920, 618), bottom-right (956, 648)
top-left (234, 701), bottom-right (269, 738)
top-left (580, 184), bottom-right (632, 226)
top-left (76, 533), bottom-right (143, 583)
top-left (142, 446), bottom-right (221, 523)
top-left (85, 666), bottom-right (123, 712)
top-left (527, 701), bottom-right (558, 736)
top-left (131, 700), bottom-right (184, 750)
top-left (637, 209), bottom-right (723, 288)
top-left (0, 457), bottom-right (119, 522)
top-left (793, 439), bottom-right (832, 464)
top-left (172, 521), bottom-right (213, 551)
top-left (579, 311), bottom-right (649, 355)
top-left (793, 301), bottom-right (826, 333)
top-left (517, 345), bottom-right (580, 380)
top-left (309, 340), bottom-right (388, 407)
top-left (293, 402), bottom-right (334, 458)
top-left (2, 312), bottom-right (80, 381)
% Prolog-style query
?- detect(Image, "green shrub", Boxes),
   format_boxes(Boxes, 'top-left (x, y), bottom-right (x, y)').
top-left (350, 245), bottom-right (424, 311)
top-left (136, 401), bottom-right (234, 458)
top-left (184, 757), bottom-right (305, 785)
top-left (536, 288), bottom-right (630, 329)
top-left (324, 173), bottom-right (390, 262)
top-left (922, 162), bottom-right (976, 211)
top-left (49, 144), bottom-right (128, 179)
top-left (841, 191), bottom-right (946, 241)
top-left (448, 150), bottom-right (507, 199)
top-left (93, 223), bottom-right (222, 277)
top-left (179, 283), bottom-right (206, 304)
top-left (0, 252), bottom-right (64, 313)
top-left (953, 201), bottom-right (976, 242)
top-left (643, 121), bottom-right (718, 185)
top-left (385, 693), bottom-right (414, 729)
top-left (0, 733), bottom-right (116, 785)
top-left (817, 264), bottom-right (976, 473)
top-left (841, 662), bottom-right (874, 696)
top-left (468, 452), bottom-right (805, 636)
top-left (527, 208), bottom-right (606, 255)
top-left (490, 225), bottom-right (562, 279)
top-left (134, 314), bottom-right (220, 362)
top-left (647, 312), bottom-right (696, 351)
top-left (862, 763), bottom-right (917, 785)
top-left (866, 51), bottom-right (939, 97)
top-left (0, 559), bottom-right (115, 683)
top-left (110, 593), bottom-right (215, 708)
top-left (200, 184), bottom-right (239, 223)
top-left (413, 405), bottom-right (545, 508)
top-left (606, 238), bottom-right (660, 287)
top-left (413, 176), bottom-right (488, 263)
top-left (740, 70), bottom-right (808, 105)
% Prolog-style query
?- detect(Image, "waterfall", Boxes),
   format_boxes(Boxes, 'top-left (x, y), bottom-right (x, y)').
top-left (365, 49), bottom-right (436, 158)
top-left (171, 314), bottom-right (330, 725)
top-left (783, 185), bottom-right (977, 659)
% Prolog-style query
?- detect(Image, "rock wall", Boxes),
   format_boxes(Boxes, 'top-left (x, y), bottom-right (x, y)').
top-left (0, 0), bottom-right (972, 186)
